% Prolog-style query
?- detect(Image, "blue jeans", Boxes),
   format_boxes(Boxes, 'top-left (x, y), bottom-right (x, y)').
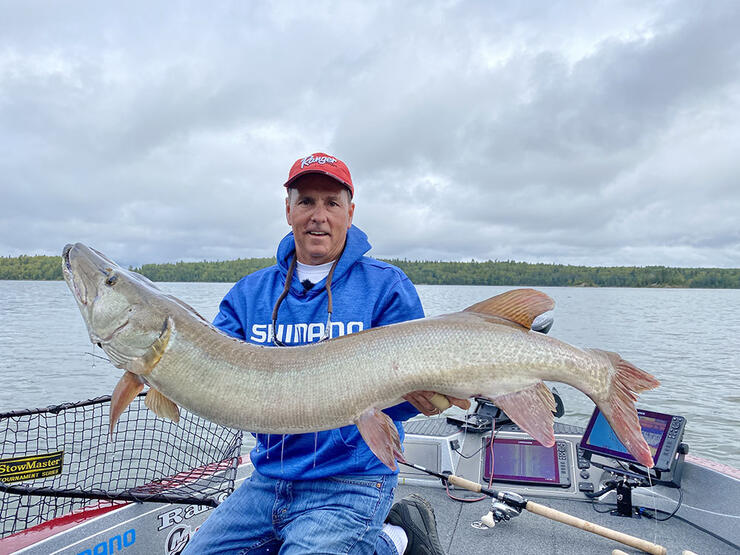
top-left (183, 470), bottom-right (399, 554)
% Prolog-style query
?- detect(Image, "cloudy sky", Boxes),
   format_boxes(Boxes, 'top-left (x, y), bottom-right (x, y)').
top-left (1, 1), bottom-right (739, 268)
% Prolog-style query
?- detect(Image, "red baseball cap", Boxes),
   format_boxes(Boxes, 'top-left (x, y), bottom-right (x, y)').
top-left (283, 152), bottom-right (354, 197)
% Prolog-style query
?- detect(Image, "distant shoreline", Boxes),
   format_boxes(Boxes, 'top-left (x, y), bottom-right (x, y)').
top-left (2, 255), bottom-right (739, 288)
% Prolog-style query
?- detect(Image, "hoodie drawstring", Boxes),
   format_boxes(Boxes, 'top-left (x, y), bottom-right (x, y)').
top-left (270, 253), bottom-right (340, 347)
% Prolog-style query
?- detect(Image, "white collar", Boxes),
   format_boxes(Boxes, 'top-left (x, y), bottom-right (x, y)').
top-left (296, 260), bottom-right (336, 284)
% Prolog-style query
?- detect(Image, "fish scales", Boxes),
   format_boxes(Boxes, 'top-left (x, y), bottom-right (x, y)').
top-left (149, 311), bottom-right (610, 432)
top-left (62, 243), bottom-right (660, 470)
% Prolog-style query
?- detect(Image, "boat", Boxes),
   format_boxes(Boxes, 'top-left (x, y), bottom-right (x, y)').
top-left (1, 392), bottom-right (738, 555)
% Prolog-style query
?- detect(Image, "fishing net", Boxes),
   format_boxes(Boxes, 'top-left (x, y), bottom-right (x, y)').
top-left (0, 393), bottom-right (242, 539)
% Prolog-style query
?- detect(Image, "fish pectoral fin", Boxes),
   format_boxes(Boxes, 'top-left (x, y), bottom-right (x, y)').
top-left (354, 408), bottom-right (403, 471)
top-left (130, 317), bottom-right (174, 375)
top-left (110, 371), bottom-right (145, 437)
top-left (145, 388), bottom-right (181, 423)
top-left (463, 289), bottom-right (554, 330)
top-left (490, 382), bottom-right (557, 447)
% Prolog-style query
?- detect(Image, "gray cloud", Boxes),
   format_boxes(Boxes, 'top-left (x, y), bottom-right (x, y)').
top-left (1, 0), bottom-right (739, 268)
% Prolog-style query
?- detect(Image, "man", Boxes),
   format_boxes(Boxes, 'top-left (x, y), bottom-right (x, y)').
top-left (184, 153), bottom-right (469, 554)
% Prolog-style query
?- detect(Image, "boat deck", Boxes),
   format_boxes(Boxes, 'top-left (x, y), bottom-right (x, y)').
top-left (394, 482), bottom-right (736, 554)
top-left (3, 417), bottom-right (739, 554)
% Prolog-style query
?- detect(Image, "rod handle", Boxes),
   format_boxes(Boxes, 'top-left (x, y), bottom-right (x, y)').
top-left (446, 474), bottom-right (483, 492)
top-left (525, 501), bottom-right (667, 555)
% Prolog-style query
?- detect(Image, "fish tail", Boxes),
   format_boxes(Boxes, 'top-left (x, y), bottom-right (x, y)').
top-left (588, 349), bottom-right (660, 468)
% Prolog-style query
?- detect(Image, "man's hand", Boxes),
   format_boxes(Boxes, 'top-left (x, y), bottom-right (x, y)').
top-left (403, 391), bottom-right (471, 416)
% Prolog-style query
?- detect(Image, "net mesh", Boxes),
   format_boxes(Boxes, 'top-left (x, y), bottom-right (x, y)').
top-left (0, 393), bottom-right (242, 539)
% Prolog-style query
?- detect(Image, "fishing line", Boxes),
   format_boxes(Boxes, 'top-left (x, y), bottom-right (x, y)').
top-left (450, 405), bottom-right (469, 484)
top-left (647, 470), bottom-right (659, 544)
top-left (661, 496), bottom-right (728, 517)
top-left (266, 434), bottom-right (271, 460)
top-left (447, 408), bottom-right (496, 503)
top-left (447, 405), bottom-right (478, 502)
top-left (458, 406), bottom-right (468, 467)
top-left (643, 488), bottom-right (684, 522)
top-left (640, 470), bottom-right (684, 523)
top-left (84, 351), bottom-right (110, 363)
top-left (313, 432), bottom-right (318, 468)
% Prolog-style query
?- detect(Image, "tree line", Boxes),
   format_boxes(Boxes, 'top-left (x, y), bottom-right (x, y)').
top-left (2, 254), bottom-right (739, 288)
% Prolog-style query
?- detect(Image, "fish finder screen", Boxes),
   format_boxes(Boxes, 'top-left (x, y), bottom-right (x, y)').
top-left (580, 408), bottom-right (670, 464)
top-left (483, 439), bottom-right (559, 484)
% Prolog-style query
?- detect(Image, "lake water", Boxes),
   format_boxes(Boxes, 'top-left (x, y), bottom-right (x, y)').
top-left (1, 281), bottom-right (738, 468)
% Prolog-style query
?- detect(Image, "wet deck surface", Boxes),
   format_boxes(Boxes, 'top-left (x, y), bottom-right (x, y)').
top-left (394, 483), bottom-right (739, 555)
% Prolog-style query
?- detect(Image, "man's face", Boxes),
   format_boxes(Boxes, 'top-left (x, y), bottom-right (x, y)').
top-left (285, 174), bottom-right (355, 265)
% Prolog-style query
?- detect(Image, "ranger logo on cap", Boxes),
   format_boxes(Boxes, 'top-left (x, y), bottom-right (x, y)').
top-left (301, 155), bottom-right (338, 168)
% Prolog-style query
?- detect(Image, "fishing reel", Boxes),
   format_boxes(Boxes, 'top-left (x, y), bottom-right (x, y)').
top-left (472, 492), bottom-right (524, 529)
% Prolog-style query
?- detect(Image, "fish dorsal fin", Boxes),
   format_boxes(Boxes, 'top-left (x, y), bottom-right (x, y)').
top-left (463, 289), bottom-right (554, 329)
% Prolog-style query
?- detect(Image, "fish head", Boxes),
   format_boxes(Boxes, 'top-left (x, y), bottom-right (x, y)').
top-left (62, 243), bottom-right (173, 373)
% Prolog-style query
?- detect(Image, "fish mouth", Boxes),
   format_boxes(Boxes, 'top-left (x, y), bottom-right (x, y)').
top-left (62, 244), bottom-right (87, 305)
top-left (62, 244), bottom-right (73, 275)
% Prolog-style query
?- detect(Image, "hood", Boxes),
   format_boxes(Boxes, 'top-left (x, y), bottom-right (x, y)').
top-left (276, 225), bottom-right (371, 297)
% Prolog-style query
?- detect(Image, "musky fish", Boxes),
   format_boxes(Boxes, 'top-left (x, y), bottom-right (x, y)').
top-left (62, 243), bottom-right (660, 470)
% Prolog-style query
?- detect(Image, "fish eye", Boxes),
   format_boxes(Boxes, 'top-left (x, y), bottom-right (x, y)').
top-left (105, 274), bottom-right (119, 286)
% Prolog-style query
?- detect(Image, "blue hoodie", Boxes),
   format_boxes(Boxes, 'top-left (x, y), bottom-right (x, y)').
top-left (213, 225), bottom-right (424, 479)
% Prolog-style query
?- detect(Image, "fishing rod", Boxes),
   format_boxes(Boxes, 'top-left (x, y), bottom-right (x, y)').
top-left (398, 460), bottom-right (668, 555)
